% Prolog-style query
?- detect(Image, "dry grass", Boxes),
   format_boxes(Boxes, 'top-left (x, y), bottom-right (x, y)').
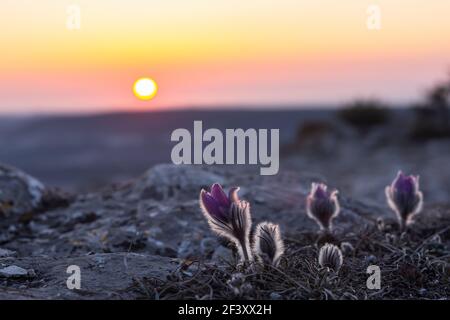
top-left (131, 215), bottom-right (449, 300)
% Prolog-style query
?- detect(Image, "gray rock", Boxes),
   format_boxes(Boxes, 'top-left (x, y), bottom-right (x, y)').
top-left (177, 240), bottom-right (196, 259)
top-left (364, 255), bottom-right (377, 264)
top-left (0, 248), bottom-right (17, 258)
top-left (147, 237), bottom-right (177, 257)
top-left (0, 265), bottom-right (29, 278)
top-left (227, 272), bottom-right (253, 296)
top-left (270, 292), bottom-right (283, 300)
top-left (0, 162), bottom-right (446, 299)
top-left (418, 288), bottom-right (427, 296)
top-left (0, 253), bottom-right (178, 299)
top-left (0, 164), bottom-right (45, 216)
top-left (134, 164), bottom-right (225, 200)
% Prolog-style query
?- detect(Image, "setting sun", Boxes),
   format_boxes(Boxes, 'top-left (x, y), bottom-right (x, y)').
top-left (133, 77), bottom-right (158, 101)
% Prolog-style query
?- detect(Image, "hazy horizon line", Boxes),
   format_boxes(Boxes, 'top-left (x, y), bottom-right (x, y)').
top-left (0, 102), bottom-right (414, 119)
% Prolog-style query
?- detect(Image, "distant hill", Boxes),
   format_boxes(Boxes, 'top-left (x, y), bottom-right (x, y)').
top-left (0, 109), bottom-right (329, 191)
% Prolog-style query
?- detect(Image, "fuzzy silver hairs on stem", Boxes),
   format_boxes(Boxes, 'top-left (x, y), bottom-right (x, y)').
top-left (253, 222), bottom-right (284, 267)
top-left (318, 243), bottom-right (343, 272)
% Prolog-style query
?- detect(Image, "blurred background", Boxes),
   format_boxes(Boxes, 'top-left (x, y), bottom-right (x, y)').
top-left (0, 0), bottom-right (449, 198)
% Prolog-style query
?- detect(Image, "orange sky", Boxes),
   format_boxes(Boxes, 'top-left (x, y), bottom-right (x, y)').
top-left (0, 0), bottom-right (449, 114)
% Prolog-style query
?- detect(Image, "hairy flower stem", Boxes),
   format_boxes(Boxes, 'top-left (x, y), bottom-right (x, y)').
top-left (399, 220), bottom-right (406, 233)
top-left (237, 236), bottom-right (252, 263)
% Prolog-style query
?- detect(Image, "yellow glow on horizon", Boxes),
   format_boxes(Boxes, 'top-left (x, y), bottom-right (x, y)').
top-left (2, 0), bottom-right (450, 70)
top-left (1, 0), bottom-right (450, 113)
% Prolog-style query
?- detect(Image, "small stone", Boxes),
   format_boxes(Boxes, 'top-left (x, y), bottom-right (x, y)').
top-left (147, 238), bottom-right (177, 257)
top-left (27, 269), bottom-right (36, 277)
top-left (69, 211), bottom-right (98, 224)
top-left (228, 272), bottom-right (245, 286)
top-left (364, 255), bottom-right (377, 264)
top-left (269, 292), bottom-right (282, 300)
top-left (227, 273), bottom-right (253, 296)
top-left (92, 255), bottom-right (106, 267)
top-left (0, 248), bottom-right (17, 258)
top-left (0, 164), bottom-right (45, 216)
top-left (0, 265), bottom-right (29, 278)
top-left (177, 240), bottom-right (195, 259)
top-left (176, 219), bottom-right (189, 228)
top-left (124, 225), bottom-right (138, 235)
top-left (39, 228), bottom-right (56, 237)
top-left (147, 237), bottom-right (165, 250)
top-left (135, 164), bottom-right (225, 200)
top-left (376, 217), bottom-right (385, 232)
top-left (430, 235), bottom-right (442, 244)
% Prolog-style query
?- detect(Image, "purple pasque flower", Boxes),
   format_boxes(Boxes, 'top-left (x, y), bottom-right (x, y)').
top-left (200, 183), bottom-right (240, 223)
top-left (306, 183), bottom-right (340, 231)
top-left (385, 171), bottom-right (423, 230)
top-left (200, 183), bottom-right (253, 262)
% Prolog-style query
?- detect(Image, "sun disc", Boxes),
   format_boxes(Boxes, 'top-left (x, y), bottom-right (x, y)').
top-left (133, 77), bottom-right (158, 100)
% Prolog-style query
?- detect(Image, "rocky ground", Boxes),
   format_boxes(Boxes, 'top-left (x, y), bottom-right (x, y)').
top-left (0, 113), bottom-right (449, 300)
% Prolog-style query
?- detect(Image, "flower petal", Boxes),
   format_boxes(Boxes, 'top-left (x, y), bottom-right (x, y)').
top-left (211, 183), bottom-right (230, 207)
top-left (313, 183), bottom-right (328, 199)
top-left (228, 187), bottom-right (240, 203)
top-left (200, 190), bottom-right (221, 219)
top-left (394, 173), bottom-right (415, 195)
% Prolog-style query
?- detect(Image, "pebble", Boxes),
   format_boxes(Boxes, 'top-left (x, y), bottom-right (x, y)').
top-left (0, 248), bottom-right (17, 258)
top-left (0, 265), bottom-right (29, 278)
top-left (364, 255), bottom-right (377, 264)
top-left (177, 240), bottom-right (195, 259)
top-left (269, 292), bottom-right (282, 300)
